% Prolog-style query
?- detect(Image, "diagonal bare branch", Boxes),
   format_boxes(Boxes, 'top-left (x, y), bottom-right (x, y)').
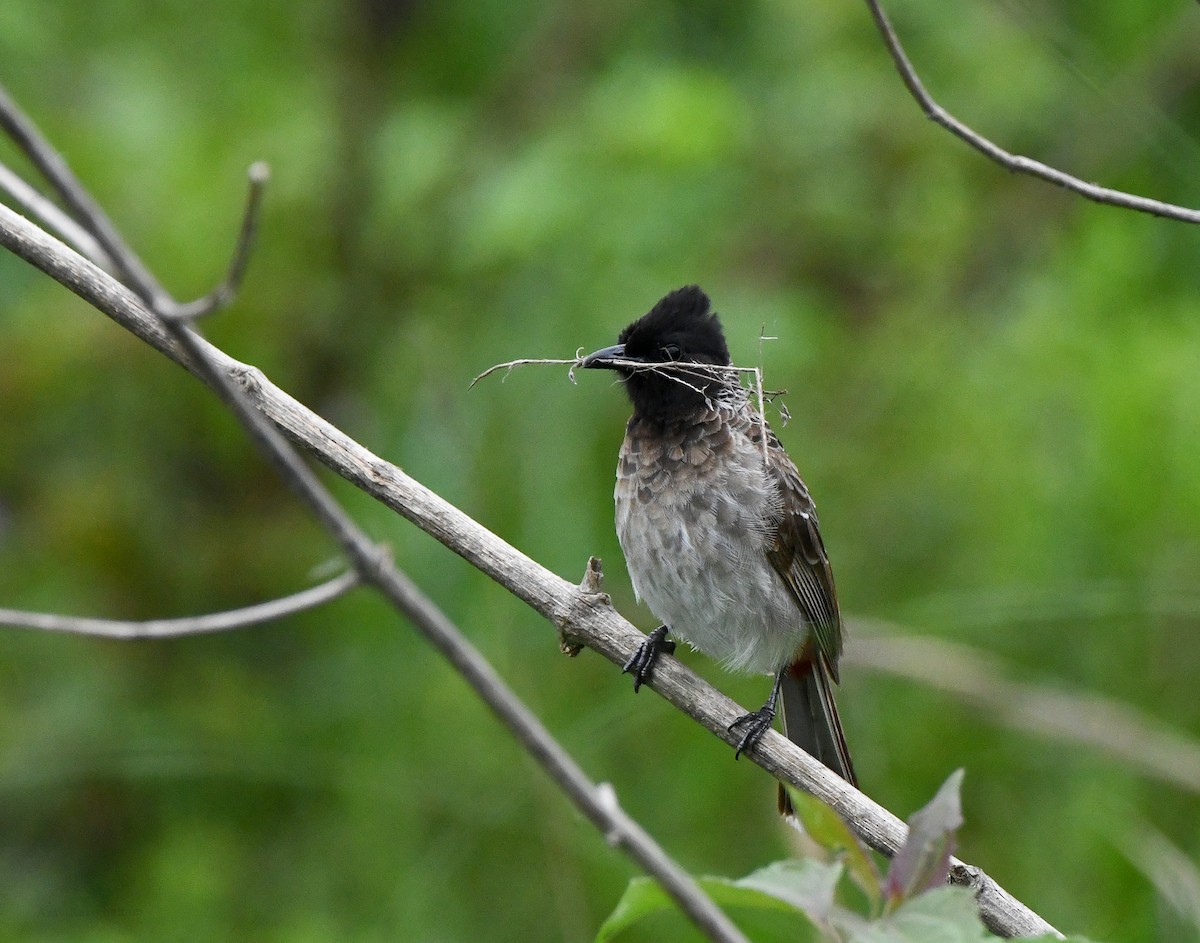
top-left (373, 558), bottom-right (753, 943)
top-left (1112, 819), bottom-right (1200, 933)
top-left (0, 570), bottom-right (359, 639)
top-left (863, 0), bottom-right (1200, 224)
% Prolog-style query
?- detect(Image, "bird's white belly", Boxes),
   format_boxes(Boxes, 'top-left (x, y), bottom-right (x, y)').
top-left (615, 447), bottom-right (808, 675)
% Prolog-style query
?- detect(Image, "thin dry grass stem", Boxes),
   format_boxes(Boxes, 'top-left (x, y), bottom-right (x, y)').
top-left (468, 357), bottom-right (584, 389)
top-left (472, 353), bottom-right (780, 461)
top-left (756, 327), bottom-right (791, 428)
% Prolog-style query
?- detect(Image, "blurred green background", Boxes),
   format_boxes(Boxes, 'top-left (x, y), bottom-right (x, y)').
top-left (2, 1), bottom-right (1200, 940)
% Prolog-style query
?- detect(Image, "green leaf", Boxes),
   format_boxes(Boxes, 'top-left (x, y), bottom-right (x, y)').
top-left (734, 858), bottom-right (843, 921)
top-left (594, 878), bottom-right (671, 942)
top-left (885, 769), bottom-right (964, 908)
top-left (841, 887), bottom-right (995, 943)
top-left (594, 863), bottom-right (840, 942)
top-left (786, 787), bottom-right (883, 911)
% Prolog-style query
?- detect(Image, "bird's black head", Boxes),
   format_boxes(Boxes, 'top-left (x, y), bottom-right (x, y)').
top-left (582, 285), bottom-right (733, 423)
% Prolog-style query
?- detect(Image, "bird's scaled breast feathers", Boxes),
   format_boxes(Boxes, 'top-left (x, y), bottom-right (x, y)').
top-left (614, 406), bottom-right (809, 674)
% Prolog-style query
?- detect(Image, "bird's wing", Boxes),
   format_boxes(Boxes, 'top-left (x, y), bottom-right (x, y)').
top-left (756, 422), bottom-right (844, 680)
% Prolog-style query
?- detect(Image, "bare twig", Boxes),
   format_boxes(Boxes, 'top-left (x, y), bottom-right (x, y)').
top-left (0, 81), bottom-right (267, 315)
top-left (0, 570), bottom-right (360, 639)
top-left (0, 197), bottom-right (1059, 940)
top-left (372, 559), bottom-right (752, 943)
top-left (157, 161), bottom-right (271, 320)
top-left (863, 0), bottom-right (1200, 224)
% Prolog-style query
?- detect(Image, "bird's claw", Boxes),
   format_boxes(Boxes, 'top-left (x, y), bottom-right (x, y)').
top-left (728, 706), bottom-right (776, 759)
top-left (622, 625), bottom-right (675, 692)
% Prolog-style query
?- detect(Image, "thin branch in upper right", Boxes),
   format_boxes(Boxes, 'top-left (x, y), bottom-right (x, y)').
top-left (863, 0), bottom-right (1200, 225)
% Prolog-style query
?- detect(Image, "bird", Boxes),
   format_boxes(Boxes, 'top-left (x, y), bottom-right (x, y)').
top-left (582, 285), bottom-right (856, 806)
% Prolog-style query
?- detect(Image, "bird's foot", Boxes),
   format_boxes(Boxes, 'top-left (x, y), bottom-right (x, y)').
top-left (622, 625), bottom-right (675, 693)
top-left (728, 705), bottom-right (776, 760)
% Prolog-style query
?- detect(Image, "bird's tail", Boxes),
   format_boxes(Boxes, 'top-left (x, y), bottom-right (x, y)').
top-left (777, 656), bottom-right (856, 815)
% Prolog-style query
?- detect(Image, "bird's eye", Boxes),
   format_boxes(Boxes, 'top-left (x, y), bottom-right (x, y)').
top-left (662, 343), bottom-right (682, 360)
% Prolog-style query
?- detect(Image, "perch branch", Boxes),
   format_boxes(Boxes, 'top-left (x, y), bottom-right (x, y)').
top-left (0, 81), bottom-right (268, 316)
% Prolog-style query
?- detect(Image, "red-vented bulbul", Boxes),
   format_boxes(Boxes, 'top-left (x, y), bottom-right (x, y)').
top-left (583, 285), bottom-right (856, 803)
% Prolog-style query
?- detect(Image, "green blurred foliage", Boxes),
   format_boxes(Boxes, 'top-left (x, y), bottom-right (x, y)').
top-left (2, 1), bottom-right (1200, 940)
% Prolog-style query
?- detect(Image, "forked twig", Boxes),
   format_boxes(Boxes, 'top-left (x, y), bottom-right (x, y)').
top-left (157, 161), bottom-right (270, 320)
top-left (1111, 820), bottom-right (1200, 932)
top-left (0, 80), bottom-right (268, 317)
top-left (847, 624), bottom-right (1200, 795)
top-left (0, 81), bottom-right (168, 300)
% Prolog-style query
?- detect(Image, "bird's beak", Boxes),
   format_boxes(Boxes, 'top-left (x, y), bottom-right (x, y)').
top-left (581, 343), bottom-right (627, 369)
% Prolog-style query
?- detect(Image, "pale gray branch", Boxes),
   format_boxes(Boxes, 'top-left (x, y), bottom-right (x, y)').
top-left (155, 161), bottom-right (270, 320)
top-left (376, 558), bottom-right (752, 943)
top-left (0, 570), bottom-right (359, 639)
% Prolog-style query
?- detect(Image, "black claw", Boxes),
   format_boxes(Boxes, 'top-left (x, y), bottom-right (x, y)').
top-left (622, 625), bottom-right (675, 692)
top-left (728, 707), bottom-right (776, 759)
top-left (728, 673), bottom-right (784, 759)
